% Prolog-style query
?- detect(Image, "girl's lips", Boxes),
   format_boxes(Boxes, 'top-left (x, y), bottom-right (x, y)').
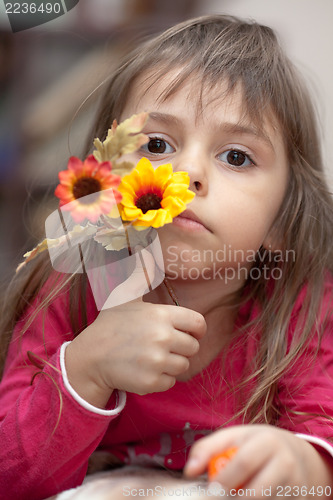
top-left (173, 210), bottom-right (210, 232)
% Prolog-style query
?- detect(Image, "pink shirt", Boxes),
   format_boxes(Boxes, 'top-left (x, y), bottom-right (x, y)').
top-left (1, 275), bottom-right (333, 499)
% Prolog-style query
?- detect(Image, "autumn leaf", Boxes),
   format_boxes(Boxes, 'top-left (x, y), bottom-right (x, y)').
top-left (111, 161), bottom-right (137, 178)
top-left (16, 225), bottom-right (97, 272)
top-left (93, 112), bottom-right (149, 165)
top-left (16, 239), bottom-right (50, 272)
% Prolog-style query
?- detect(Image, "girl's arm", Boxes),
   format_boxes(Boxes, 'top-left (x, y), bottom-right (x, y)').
top-left (0, 282), bottom-right (124, 500)
top-left (0, 252), bottom-right (206, 500)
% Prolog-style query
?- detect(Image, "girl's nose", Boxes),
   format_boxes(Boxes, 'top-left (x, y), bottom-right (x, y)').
top-left (174, 151), bottom-right (208, 196)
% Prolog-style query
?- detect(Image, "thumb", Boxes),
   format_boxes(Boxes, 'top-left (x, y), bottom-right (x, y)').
top-left (101, 247), bottom-right (156, 309)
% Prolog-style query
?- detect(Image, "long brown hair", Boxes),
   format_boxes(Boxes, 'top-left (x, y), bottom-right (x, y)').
top-left (1, 15), bottom-right (333, 424)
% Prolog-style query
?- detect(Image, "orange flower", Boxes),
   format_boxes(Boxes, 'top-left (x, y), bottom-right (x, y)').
top-left (55, 155), bottom-right (122, 223)
top-left (208, 447), bottom-right (239, 481)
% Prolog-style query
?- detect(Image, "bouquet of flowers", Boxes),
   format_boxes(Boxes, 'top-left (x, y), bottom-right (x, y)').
top-left (18, 113), bottom-right (195, 308)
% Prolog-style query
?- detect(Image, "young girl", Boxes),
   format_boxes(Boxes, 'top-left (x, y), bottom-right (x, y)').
top-left (1, 14), bottom-right (333, 500)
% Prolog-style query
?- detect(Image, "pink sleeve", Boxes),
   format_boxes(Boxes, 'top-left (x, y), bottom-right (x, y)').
top-left (0, 281), bottom-right (123, 500)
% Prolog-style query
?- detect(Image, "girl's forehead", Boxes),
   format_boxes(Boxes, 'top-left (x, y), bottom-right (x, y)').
top-left (123, 68), bottom-right (281, 142)
top-left (126, 68), bottom-right (235, 112)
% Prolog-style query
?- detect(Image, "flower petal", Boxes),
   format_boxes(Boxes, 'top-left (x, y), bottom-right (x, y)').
top-left (67, 156), bottom-right (84, 173)
top-left (117, 158), bottom-right (195, 227)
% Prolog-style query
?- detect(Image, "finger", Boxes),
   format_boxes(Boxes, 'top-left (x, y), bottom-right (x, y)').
top-left (169, 330), bottom-right (200, 358)
top-left (184, 427), bottom-right (245, 477)
top-left (102, 248), bottom-right (156, 309)
top-left (170, 307), bottom-right (207, 340)
top-left (164, 353), bottom-right (190, 377)
top-left (213, 436), bottom-right (273, 491)
top-left (245, 457), bottom-right (283, 498)
top-left (152, 373), bottom-right (176, 393)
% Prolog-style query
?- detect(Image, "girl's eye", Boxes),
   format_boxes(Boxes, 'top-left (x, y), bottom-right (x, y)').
top-left (142, 137), bottom-right (175, 155)
top-left (219, 149), bottom-right (254, 168)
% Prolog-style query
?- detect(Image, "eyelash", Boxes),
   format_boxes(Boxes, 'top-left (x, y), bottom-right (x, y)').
top-left (141, 137), bottom-right (256, 170)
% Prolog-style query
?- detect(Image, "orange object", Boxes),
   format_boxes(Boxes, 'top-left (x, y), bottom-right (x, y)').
top-left (208, 446), bottom-right (238, 480)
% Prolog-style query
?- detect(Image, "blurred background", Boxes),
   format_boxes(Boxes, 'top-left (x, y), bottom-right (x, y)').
top-left (0, 0), bottom-right (332, 294)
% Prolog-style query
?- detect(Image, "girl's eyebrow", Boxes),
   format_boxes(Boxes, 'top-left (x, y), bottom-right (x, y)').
top-left (148, 112), bottom-right (183, 128)
top-left (221, 123), bottom-right (274, 150)
top-left (148, 112), bottom-right (274, 150)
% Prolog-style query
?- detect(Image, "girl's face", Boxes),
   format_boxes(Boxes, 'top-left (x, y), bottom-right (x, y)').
top-left (120, 71), bottom-right (289, 285)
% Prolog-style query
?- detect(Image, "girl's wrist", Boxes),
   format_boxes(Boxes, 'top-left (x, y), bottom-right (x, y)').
top-left (64, 340), bottom-right (113, 410)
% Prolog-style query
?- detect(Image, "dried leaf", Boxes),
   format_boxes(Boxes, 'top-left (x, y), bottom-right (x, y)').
top-left (94, 227), bottom-right (129, 251)
top-left (94, 224), bottom-right (153, 252)
top-left (111, 161), bottom-right (137, 177)
top-left (16, 224), bottom-right (97, 272)
top-left (93, 112), bottom-right (149, 164)
top-left (16, 239), bottom-right (50, 272)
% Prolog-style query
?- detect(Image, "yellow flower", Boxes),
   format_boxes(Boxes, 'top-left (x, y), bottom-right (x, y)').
top-left (117, 158), bottom-right (195, 228)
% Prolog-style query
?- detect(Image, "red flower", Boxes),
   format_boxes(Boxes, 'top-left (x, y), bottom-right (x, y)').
top-left (55, 155), bottom-right (122, 223)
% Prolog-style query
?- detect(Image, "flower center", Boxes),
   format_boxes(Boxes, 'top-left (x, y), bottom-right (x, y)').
top-left (73, 177), bottom-right (101, 203)
top-left (136, 193), bottom-right (162, 213)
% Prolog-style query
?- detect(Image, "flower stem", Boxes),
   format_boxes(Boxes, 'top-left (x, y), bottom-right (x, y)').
top-left (163, 278), bottom-right (180, 306)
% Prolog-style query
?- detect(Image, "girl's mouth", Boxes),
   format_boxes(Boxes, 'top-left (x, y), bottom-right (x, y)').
top-left (173, 210), bottom-right (211, 232)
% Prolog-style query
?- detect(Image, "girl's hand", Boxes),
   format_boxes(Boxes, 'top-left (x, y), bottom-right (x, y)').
top-left (184, 425), bottom-right (333, 498)
top-left (65, 249), bottom-right (206, 408)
